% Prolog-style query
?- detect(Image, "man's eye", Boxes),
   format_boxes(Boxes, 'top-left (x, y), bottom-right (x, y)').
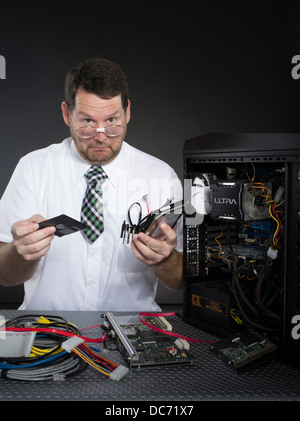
top-left (107, 117), bottom-right (117, 124)
top-left (84, 119), bottom-right (94, 125)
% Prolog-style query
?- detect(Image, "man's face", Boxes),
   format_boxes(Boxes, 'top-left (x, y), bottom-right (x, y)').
top-left (62, 89), bottom-right (130, 165)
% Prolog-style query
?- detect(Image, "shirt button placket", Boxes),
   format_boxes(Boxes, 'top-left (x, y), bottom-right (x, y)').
top-left (86, 244), bottom-right (100, 311)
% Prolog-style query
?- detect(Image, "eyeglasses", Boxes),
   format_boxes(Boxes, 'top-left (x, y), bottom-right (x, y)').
top-left (67, 105), bottom-right (125, 138)
top-left (75, 125), bottom-right (125, 139)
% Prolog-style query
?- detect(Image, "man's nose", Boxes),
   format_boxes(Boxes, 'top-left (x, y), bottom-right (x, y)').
top-left (94, 128), bottom-right (107, 141)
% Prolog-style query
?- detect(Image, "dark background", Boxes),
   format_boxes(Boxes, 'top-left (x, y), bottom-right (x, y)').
top-left (0, 1), bottom-right (299, 307)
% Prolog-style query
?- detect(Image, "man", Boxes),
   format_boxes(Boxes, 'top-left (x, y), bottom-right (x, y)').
top-left (0, 58), bottom-right (183, 311)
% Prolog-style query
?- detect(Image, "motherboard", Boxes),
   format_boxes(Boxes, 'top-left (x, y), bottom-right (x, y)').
top-left (104, 312), bottom-right (194, 369)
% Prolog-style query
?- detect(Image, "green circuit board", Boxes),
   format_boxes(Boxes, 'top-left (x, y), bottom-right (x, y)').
top-left (119, 319), bottom-right (194, 368)
top-left (210, 329), bottom-right (277, 372)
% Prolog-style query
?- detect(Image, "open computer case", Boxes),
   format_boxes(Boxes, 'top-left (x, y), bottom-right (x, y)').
top-left (182, 133), bottom-right (300, 364)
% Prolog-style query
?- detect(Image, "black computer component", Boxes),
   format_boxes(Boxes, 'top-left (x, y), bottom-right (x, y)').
top-left (182, 133), bottom-right (300, 364)
top-left (210, 329), bottom-right (278, 373)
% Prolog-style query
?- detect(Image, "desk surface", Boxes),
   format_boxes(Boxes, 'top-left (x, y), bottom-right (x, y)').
top-left (1, 309), bottom-right (300, 402)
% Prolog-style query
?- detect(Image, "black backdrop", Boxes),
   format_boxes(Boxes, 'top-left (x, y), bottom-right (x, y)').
top-left (0, 1), bottom-right (299, 306)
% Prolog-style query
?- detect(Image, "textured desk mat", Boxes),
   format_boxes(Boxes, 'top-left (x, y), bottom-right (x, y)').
top-left (1, 310), bottom-right (300, 401)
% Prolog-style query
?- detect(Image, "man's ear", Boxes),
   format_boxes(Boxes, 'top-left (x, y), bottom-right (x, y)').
top-left (125, 99), bottom-right (131, 124)
top-left (61, 101), bottom-right (70, 126)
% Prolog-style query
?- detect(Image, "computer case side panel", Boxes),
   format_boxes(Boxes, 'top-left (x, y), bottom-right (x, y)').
top-left (182, 133), bottom-right (300, 362)
top-left (282, 161), bottom-right (300, 362)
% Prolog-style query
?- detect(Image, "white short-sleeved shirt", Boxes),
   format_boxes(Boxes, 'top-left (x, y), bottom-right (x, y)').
top-left (0, 138), bottom-right (183, 311)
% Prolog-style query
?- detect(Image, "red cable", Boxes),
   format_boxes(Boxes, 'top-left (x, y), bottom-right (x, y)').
top-left (3, 327), bottom-right (103, 343)
top-left (3, 314), bottom-right (219, 345)
top-left (80, 324), bottom-right (103, 332)
top-left (138, 312), bottom-right (219, 344)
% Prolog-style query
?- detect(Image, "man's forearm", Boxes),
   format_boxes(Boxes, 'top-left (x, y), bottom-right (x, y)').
top-left (0, 242), bottom-right (39, 286)
top-left (153, 250), bottom-right (183, 291)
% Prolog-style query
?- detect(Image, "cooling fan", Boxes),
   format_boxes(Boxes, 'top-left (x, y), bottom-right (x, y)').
top-left (242, 182), bottom-right (271, 221)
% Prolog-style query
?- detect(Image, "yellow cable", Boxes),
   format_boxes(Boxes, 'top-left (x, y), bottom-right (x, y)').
top-left (269, 205), bottom-right (280, 245)
top-left (30, 346), bottom-right (64, 357)
top-left (72, 348), bottom-right (110, 377)
top-left (215, 224), bottom-right (231, 271)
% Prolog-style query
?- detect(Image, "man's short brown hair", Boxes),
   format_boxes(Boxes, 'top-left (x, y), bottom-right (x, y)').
top-left (65, 57), bottom-right (129, 110)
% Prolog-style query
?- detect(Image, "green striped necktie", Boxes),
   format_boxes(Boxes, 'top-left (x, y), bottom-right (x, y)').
top-left (81, 166), bottom-right (108, 243)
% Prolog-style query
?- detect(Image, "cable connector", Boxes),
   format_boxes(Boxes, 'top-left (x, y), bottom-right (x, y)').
top-left (61, 336), bottom-right (84, 353)
top-left (110, 364), bottom-right (129, 381)
top-left (0, 332), bottom-right (36, 358)
top-left (267, 247), bottom-right (278, 261)
top-left (174, 338), bottom-right (190, 350)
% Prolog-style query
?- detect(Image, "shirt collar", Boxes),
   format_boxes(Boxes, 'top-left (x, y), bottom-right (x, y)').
top-left (70, 140), bottom-right (91, 184)
top-left (101, 143), bottom-right (126, 187)
top-left (70, 138), bottom-right (127, 187)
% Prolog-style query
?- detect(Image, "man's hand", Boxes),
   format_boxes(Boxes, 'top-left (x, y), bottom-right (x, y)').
top-left (0, 215), bottom-right (56, 286)
top-left (131, 223), bottom-right (183, 291)
top-left (131, 223), bottom-right (177, 266)
top-left (11, 214), bottom-right (56, 261)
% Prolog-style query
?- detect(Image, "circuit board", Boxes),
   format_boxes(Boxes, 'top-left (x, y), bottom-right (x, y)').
top-left (105, 313), bottom-right (194, 369)
top-left (210, 329), bottom-right (277, 372)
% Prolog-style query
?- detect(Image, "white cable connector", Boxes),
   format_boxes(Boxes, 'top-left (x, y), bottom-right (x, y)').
top-left (0, 332), bottom-right (36, 358)
top-left (174, 338), bottom-right (190, 350)
top-left (110, 364), bottom-right (129, 381)
top-left (267, 247), bottom-right (278, 261)
top-left (61, 336), bottom-right (84, 353)
top-left (274, 185), bottom-right (284, 203)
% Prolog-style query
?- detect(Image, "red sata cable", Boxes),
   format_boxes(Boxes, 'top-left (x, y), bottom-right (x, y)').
top-left (138, 312), bottom-right (219, 344)
top-left (2, 315), bottom-right (219, 344)
top-left (2, 327), bottom-right (103, 343)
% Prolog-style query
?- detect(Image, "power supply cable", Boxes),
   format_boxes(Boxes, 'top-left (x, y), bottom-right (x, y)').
top-left (0, 315), bottom-right (128, 381)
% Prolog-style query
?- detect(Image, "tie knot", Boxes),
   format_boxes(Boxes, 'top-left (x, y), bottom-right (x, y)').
top-left (85, 166), bottom-right (107, 185)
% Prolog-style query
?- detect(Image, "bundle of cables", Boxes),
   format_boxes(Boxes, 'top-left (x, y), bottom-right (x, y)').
top-left (0, 314), bottom-right (128, 382)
